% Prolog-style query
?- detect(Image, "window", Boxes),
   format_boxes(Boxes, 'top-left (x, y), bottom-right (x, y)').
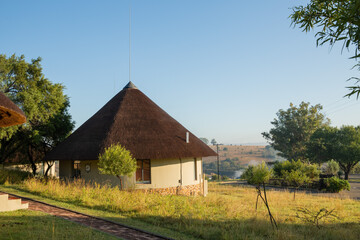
top-left (136, 159), bottom-right (151, 183)
top-left (73, 160), bottom-right (81, 178)
top-left (194, 158), bottom-right (197, 180)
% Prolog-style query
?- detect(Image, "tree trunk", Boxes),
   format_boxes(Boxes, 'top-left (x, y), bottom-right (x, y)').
top-left (255, 191), bottom-right (260, 210)
top-left (27, 145), bottom-right (37, 176)
top-left (44, 161), bottom-right (54, 177)
top-left (118, 176), bottom-right (123, 190)
top-left (344, 170), bottom-right (349, 180)
top-left (293, 188), bottom-right (296, 201)
top-left (262, 183), bottom-right (278, 230)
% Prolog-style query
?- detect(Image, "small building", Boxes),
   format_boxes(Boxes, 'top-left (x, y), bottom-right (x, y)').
top-left (45, 82), bottom-right (216, 195)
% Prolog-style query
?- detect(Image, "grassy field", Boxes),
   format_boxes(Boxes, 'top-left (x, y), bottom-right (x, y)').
top-left (0, 208), bottom-right (118, 240)
top-left (1, 179), bottom-right (360, 240)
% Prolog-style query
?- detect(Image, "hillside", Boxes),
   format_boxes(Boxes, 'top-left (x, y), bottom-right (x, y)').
top-left (203, 145), bottom-right (284, 177)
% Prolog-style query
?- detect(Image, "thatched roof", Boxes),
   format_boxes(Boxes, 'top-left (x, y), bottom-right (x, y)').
top-left (0, 92), bottom-right (26, 127)
top-left (46, 82), bottom-right (216, 160)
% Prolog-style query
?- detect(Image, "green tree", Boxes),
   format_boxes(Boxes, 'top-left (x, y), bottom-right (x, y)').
top-left (323, 160), bottom-right (340, 175)
top-left (211, 138), bottom-right (217, 145)
top-left (199, 138), bottom-right (209, 145)
top-left (290, 0), bottom-right (360, 98)
top-left (283, 169), bottom-right (311, 200)
top-left (273, 160), bottom-right (320, 180)
top-left (98, 144), bottom-right (137, 189)
top-left (36, 100), bottom-right (75, 176)
top-left (308, 125), bottom-right (360, 180)
top-left (242, 162), bottom-right (277, 229)
top-left (0, 54), bottom-right (73, 174)
top-left (262, 102), bottom-right (329, 162)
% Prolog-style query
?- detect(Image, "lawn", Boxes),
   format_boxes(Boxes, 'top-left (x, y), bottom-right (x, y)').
top-left (1, 179), bottom-right (360, 240)
top-left (0, 209), bottom-right (118, 240)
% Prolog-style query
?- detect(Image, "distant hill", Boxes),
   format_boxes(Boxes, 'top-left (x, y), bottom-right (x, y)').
top-left (203, 145), bottom-right (284, 177)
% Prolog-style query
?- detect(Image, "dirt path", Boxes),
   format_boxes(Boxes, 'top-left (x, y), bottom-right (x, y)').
top-left (1, 191), bottom-right (172, 240)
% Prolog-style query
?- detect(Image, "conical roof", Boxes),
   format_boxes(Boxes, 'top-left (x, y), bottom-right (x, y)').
top-left (46, 83), bottom-right (216, 160)
top-left (0, 92), bottom-right (26, 127)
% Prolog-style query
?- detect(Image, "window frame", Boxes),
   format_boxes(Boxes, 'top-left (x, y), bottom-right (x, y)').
top-left (194, 158), bottom-right (197, 180)
top-left (136, 159), bottom-right (151, 184)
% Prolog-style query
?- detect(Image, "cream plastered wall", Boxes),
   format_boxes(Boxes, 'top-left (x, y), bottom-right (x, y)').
top-left (136, 157), bottom-right (202, 189)
top-left (59, 158), bottom-right (203, 190)
top-left (79, 160), bottom-right (135, 188)
top-left (5, 162), bottom-right (56, 177)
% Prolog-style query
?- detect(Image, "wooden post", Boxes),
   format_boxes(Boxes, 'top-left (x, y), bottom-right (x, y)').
top-left (202, 174), bottom-right (205, 196)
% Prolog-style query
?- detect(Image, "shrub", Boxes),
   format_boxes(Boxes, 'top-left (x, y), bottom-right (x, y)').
top-left (241, 162), bottom-right (277, 229)
top-left (303, 164), bottom-right (320, 179)
top-left (242, 162), bottom-right (272, 185)
top-left (322, 160), bottom-right (340, 175)
top-left (351, 162), bottom-right (360, 174)
top-left (98, 144), bottom-right (137, 189)
top-left (210, 174), bottom-right (229, 181)
top-left (273, 160), bottom-right (320, 180)
top-left (221, 175), bottom-right (229, 181)
top-left (323, 177), bottom-right (350, 193)
top-left (0, 169), bottom-right (31, 184)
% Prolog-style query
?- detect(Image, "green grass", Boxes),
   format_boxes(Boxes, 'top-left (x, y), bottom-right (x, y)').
top-left (348, 179), bottom-right (360, 183)
top-left (0, 169), bottom-right (31, 184)
top-left (1, 179), bottom-right (360, 240)
top-left (0, 209), bottom-right (118, 240)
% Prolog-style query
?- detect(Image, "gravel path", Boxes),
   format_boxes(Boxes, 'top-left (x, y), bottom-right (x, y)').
top-left (1, 191), bottom-right (173, 240)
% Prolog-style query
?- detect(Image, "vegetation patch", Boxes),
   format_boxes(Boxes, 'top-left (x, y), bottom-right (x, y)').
top-left (0, 209), bottom-right (117, 240)
top-left (2, 179), bottom-right (360, 240)
top-left (0, 169), bottom-right (31, 184)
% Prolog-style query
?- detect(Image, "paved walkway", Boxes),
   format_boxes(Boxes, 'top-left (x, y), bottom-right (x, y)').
top-left (1, 191), bottom-right (172, 240)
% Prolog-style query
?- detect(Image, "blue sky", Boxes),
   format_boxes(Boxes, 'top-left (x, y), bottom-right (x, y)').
top-left (1, 0), bottom-right (359, 144)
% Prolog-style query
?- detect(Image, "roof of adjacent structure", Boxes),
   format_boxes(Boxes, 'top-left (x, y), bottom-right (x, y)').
top-left (45, 82), bottom-right (217, 160)
top-left (0, 92), bottom-right (26, 127)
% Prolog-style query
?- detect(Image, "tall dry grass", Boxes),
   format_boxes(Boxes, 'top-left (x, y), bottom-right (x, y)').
top-left (16, 179), bottom-right (360, 240)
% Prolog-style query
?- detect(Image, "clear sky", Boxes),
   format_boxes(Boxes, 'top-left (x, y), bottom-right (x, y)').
top-left (1, 0), bottom-right (359, 144)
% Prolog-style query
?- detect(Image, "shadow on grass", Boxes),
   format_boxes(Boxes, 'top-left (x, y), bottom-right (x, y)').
top-left (3, 185), bottom-right (360, 240)
top-left (104, 214), bottom-right (360, 240)
top-left (7, 185), bottom-right (141, 215)
top-left (0, 210), bottom-right (117, 240)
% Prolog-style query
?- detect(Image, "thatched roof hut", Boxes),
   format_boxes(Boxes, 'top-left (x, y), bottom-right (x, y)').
top-left (0, 92), bottom-right (26, 127)
top-left (46, 82), bottom-right (216, 160)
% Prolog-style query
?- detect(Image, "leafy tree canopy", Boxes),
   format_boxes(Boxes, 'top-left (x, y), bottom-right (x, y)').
top-left (290, 0), bottom-right (360, 98)
top-left (242, 162), bottom-right (272, 186)
top-left (0, 54), bottom-right (67, 139)
top-left (262, 102), bottom-right (329, 161)
top-left (0, 54), bottom-right (74, 175)
top-left (98, 144), bottom-right (137, 189)
top-left (308, 125), bottom-right (360, 179)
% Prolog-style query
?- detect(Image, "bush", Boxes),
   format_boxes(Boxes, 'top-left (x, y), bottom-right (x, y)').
top-left (211, 174), bottom-right (229, 181)
top-left (221, 175), bottom-right (229, 181)
top-left (242, 162), bottom-right (272, 185)
top-left (323, 177), bottom-right (350, 193)
top-left (0, 169), bottom-right (31, 184)
top-left (273, 160), bottom-right (320, 180)
top-left (322, 160), bottom-right (340, 175)
top-left (351, 162), bottom-right (360, 174)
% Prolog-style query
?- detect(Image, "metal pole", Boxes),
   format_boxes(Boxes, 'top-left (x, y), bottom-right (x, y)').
top-left (217, 144), bottom-right (219, 181)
